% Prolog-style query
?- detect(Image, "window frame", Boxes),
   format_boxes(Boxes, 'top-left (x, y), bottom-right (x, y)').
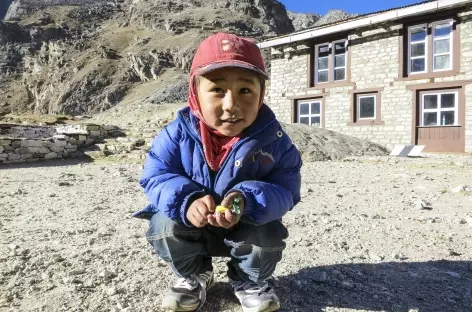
top-left (419, 90), bottom-right (459, 127)
top-left (357, 94), bottom-right (377, 121)
top-left (401, 16), bottom-right (460, 79)
top-left (310, 39), bottom-right (351, 88)
top-left (408, 23), bottom-right (428, 75)
top-left (349, 88), bottom-right (384, 126)
top-left (291, 95), bottom-right (326, 128)
top-left (297, 99), bottom-right (323, 127)
top-left (431, 19), bottom-right (454, 72)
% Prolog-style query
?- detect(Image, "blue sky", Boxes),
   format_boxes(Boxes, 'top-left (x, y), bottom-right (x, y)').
top-left (281, 0), bottom-right (424, 15)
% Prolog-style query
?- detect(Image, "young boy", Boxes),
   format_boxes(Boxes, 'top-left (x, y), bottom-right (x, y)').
top-left (134, 32), bottom-right (302, 312)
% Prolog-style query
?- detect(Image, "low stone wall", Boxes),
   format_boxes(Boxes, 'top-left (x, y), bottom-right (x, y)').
top-left (0, 123), bottom-right (120, 164)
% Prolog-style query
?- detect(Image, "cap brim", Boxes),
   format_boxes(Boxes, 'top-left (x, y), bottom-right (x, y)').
top-left (196, 61), bottom-right (269, 80)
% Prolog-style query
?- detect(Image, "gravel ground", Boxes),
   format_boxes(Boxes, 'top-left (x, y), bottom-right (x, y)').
top-left (1, 156), bottom-right (472, 312)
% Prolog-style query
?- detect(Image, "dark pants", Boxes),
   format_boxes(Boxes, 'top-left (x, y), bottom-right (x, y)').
top-left (146, 212), bottom-right (288, 283)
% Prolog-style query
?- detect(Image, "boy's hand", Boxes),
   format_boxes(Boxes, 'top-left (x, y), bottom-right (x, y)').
top-left (186, 195), bottom-right (215, 228)
top-left (207, 192), bottom-right (245, 229)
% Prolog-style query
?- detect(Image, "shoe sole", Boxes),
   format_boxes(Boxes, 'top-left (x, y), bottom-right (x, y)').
top-left (242, 301), bottom-right (280, 312)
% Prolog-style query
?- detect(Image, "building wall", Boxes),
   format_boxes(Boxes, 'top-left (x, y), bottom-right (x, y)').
top-left (268, 7), bottom-right (472, 152)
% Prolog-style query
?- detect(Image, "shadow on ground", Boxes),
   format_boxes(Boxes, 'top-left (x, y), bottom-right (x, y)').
top-left (201, 260), bottom-right (472, 312)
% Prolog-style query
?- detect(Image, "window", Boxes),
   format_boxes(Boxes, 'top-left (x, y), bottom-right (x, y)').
top-left (405, 19), bottom-right (457, 77)
top-left (357, 95), bottom-right (376, 120)
top-left (420, 91), bottom-right (458, 126)
top-left (297, 99), bottom-right (322, 127)
top-left (349, 89), bottom-right (384, 126)
top-left (313, 40), bottom-right (348, 85)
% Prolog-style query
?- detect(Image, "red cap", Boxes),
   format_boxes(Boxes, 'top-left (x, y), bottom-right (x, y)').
top-left (190, 32), bottom-right (269, 80)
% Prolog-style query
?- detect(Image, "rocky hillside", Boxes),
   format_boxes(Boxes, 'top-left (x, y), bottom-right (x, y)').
top-left (0, 0), bottom-right (355, 118)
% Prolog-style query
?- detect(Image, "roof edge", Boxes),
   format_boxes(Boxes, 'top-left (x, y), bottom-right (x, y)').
top-left (258, 0), bottom-right (470, 49)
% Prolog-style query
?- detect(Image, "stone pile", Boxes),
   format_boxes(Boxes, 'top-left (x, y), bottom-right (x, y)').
top-left (0, 123), bottom-right (120, 164)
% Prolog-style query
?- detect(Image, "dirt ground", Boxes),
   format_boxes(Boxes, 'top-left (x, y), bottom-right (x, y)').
top-left (1, 155), bottom-right (472, 312)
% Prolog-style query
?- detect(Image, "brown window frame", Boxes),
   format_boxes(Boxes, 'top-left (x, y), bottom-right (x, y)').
top-left (399, 16), bottom-right (461, 80)
top-left (348, 88), bottom-right (384, 126)
top-left (290, 94), bottom-right (326, 128)
top-left (407, 80), bottom-right (471, 146)
top-left (308, 39), bottom-right (353, 89)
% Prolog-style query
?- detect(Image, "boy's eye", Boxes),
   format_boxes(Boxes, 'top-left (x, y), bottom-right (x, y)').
top-left (240, 88), bottom-right (251, 94)
top-left (212, 87), bottom-right (225, 93)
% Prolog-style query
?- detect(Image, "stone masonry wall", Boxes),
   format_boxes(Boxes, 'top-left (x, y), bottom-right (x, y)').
top-left (269, 6), bottom-right (472, 153)
top-left (0, 123), bottom-right (119, 164)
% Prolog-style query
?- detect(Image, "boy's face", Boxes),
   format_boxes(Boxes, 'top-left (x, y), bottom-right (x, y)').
top-left (196, 67), bottom-right (262, 137)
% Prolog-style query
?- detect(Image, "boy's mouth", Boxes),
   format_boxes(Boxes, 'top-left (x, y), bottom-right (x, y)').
top-left (221, 118), bottom-right (243, 124)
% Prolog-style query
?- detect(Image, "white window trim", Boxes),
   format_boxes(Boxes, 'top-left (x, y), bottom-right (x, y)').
top-left (297, 99), bottom-right (323, 127)
top-left (333, 40), bottom-right (347, 82)
top-left (408, 24), bottom-right (428, 75)
top-left (421, 91), bottom-right (458, 126)
top-left (432, 19), bottom-right (454, 72)
top-left (357, 94), bottom-right (376, 120)
top-left (314, 40), bottom-right (348, 84)
top-left (315, 43), bottom-right (330, 84)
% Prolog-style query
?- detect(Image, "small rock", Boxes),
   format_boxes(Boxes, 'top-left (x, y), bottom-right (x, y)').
top-left (99, 269), bottom-right (117, 280)
top-left (107, 286), bottom-right (117, 296)
top-left (312, 271), bottom-right (327, 283)
top-left (58, 181), bottom-right (72, 187)
top-left (415, 199), bottom-right (433, 210)
top-left (369, 253), bottom-right (383, 261)
top-left (8, 244), bottom-right (19, 251)
top-left (336, 194), bottom-right (343, 198)
top-left (451, 185), bottom-right (471, 193)
top-left (449, 250), bottom-right (462, 257)
top-left (49, 194), bottom-right (57, 197)
top-left (69, 268), bottom-right (86, 276)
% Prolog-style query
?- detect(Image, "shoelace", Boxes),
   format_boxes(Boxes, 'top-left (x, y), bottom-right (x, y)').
top-left (231, 280), bottom-right (270, 295)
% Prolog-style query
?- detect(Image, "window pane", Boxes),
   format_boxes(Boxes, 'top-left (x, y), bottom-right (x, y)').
top-left (411, 58), bottom-right (425, 72)
top-left (440, 111), bottom-right (455, 125)
top-left (311, 102), bottom-right (320, 114)
top-left (300, 117), bottom-right (309, 125)
top-left (318, 57), bottom-right (328, 70)
top-left (411, 28), bottom-right (426, 42)
top-left (441, 94), bottom-right (455, 108)
top-left (334, 68), bottom-right (345, 81)
top-left (434, 55), bottom-right (451, 70)
top-left (335, 55), bottom-right (345, 67)
top-left (411, 43), bottom-right (425, 57)
top-left (434, 39), bottom-right (450, 54)
top-left (423, 112), bottom-right (437, 126)
top-left (319, 45), bottom-right (329, 56)
top-left (424, 95), bottom-right (438, 109)
top-left (318, 71), bottom-right (328, 83)
top-left (311, 117), bottom-right (321, 126)
top-left (299, 103), bottom-right (309, 115)
top-left (434, 24), bottom-right (451, 37)
top-left (359, 97), bottom-right (375, 118)
top-left (335, 42), bottom-right (345, 54)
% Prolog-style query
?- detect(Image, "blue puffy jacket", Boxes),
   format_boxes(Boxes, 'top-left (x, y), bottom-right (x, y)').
top-left (134, 104), bottom-right (302, 226)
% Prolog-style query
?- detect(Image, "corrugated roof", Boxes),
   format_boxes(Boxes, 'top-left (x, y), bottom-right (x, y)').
top-left (264, 0), bottom-right (436, 41)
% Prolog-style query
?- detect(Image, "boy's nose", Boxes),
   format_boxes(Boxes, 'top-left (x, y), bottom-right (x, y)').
top-left (222, 91), bottom-right (238, 111)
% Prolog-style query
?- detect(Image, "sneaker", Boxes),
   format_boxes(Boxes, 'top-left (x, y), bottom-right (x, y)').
top-left (230, 279), bottom-right (280, 312)
top-left (162, 270), bottom-right (215, 311)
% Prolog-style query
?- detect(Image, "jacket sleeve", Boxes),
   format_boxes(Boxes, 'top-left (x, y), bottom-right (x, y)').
top-left (230, 142), bottom-right (302, 225)
top-left (139, 126), bottom-right (204, 226)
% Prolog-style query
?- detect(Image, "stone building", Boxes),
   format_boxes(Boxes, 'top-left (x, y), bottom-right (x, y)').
top-left (260, 0), bottom-right (472, 153)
